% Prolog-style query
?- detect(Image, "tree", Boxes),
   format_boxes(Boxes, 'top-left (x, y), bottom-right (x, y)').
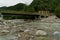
top-left (30, 0), bottom-right (60, 12)
top-left (24, 6), bottom-right (35, 12)
top-left (5, 3), bottom-right (28, 11)
top-left (55, 4), bottom-right (60, 18)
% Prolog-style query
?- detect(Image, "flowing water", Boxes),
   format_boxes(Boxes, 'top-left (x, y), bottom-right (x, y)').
top-left (0, 16), bottom-right (60, 40)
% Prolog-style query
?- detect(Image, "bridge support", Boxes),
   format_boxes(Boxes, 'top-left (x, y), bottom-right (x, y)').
top-left (38, 15), bottom-right (48, 20)
top-left (0, 13), bottom-right (3, 20)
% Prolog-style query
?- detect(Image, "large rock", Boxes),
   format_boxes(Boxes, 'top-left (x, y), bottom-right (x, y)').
top-left (1, 30), bottom-right (10, 33)
top-left (0, 30), bottom-right (10, 35)
top-left (53, 31), bottom-right (60, 37)
top-left (35, 30), bottom-right (47, 36)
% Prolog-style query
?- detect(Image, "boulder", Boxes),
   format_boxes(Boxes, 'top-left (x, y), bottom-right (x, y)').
top-left (0, 30), bottom-right (10, 35)
top-left (35, 30), bottom-right (47, 36)
top-left (53, 31), bottom-right (60, 37)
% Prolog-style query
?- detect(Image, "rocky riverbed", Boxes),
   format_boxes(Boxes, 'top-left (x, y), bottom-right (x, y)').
top-left (0, 16), bottom-right (60, 40)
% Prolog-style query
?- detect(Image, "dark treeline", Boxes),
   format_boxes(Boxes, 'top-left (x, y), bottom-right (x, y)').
top-left (0, 0), bottom-right (60, 18)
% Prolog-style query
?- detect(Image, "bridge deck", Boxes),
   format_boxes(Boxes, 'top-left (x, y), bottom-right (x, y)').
top-left (0, 11), bottom-right (39, 15)
top-left (0, 10), bottom-right (54, 16)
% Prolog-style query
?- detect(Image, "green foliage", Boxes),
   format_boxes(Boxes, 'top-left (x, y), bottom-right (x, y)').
top-left (24, 6), bottom-right (35, 12)
top-left (30, 0), bottom-right (60, 12)
top-left (55, 4), bottom-right (60, 18)
top-left (7, 3), bottom-right (27, 11)
top-left (0, 0), bottom-right (60, 12)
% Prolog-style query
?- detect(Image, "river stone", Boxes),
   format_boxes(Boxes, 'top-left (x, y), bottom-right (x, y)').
top-left (24, 29), bottom-right (30, 32)
top-left (53, 31), bottom-right (60, 37)
top-left (1, 30), bottom-right (10, 33)
top-left (0, 30), bottom-right (10, 35)
top-left (35, 30), bottom-right (47, 36)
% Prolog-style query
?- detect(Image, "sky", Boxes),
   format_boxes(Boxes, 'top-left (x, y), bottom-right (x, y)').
top-left (0, 0), bottom-right (33, 7)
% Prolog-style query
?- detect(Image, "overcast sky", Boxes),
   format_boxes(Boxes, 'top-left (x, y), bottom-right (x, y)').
top-left (0, 0), bottom-right (33, 7)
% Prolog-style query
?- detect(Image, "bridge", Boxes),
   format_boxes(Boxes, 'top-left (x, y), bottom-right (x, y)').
top-left (0, 10), bottom-right (54, 19)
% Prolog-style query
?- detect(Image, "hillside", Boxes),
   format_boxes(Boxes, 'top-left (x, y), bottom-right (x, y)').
top-left (0, 3), bottom-right (27, 11)
top-left (0, 0), bottom-right (60, 12)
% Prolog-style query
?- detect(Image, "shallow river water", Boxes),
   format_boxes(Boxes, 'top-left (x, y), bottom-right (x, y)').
top-left (0, 19), bottom-right (60, 40)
